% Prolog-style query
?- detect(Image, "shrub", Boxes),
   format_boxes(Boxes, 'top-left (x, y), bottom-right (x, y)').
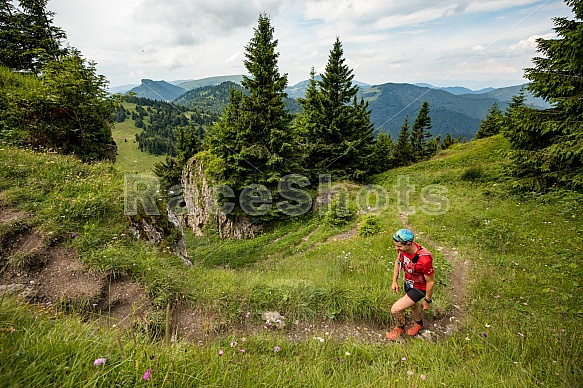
top-left (357, 214), bottom-right (382, 237)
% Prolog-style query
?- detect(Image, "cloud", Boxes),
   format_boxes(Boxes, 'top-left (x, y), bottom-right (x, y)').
top-left (507, 33), bottom-right (554, 54)
top-left (442, 1), bottom-right (470, 17)
top-left (134, 0), bottom-right (287, 46)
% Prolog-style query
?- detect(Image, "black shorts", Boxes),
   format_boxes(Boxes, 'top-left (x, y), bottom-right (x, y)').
top-left (404, 282), bottom-right (426, 302)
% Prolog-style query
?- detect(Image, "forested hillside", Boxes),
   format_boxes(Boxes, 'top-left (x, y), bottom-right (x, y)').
top-left (118, 96), bottom-right (217, 157)
top-left (363, 83), bottom-right (507, 139)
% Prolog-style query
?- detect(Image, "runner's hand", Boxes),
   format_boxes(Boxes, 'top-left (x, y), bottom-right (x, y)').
top-left (422, 300), bottom-right (431, 310)
top-left (391, 282), bottom-right (399, 293)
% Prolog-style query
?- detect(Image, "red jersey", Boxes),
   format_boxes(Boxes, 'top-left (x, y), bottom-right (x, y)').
top-left (397, 242), bottom-right (434, 290)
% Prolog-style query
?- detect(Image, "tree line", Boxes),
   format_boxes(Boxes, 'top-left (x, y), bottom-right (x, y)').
top-left (1, 0), bottom-right (580, 202)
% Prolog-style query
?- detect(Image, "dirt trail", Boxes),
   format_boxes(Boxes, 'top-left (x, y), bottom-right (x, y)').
top-left (176, 215), bottom-right (469, 344)
top-left (397, 214), bottom-right (469, 336)
top-left (1, 203), bottom-right (468, 344)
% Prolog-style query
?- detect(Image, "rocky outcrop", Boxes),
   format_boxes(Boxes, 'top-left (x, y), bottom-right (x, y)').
top-left (180, 158), bottom-right (263, 240)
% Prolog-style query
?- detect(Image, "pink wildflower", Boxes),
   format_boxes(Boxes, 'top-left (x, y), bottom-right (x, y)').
top-left (143, 369), bottom-right (151, 380)
top-left (407, 370), bottom-right (414, 376)
top-left (230, 341), bottom-right (237, 348)
top-left (218, 350), bottom-right (224, 356)
top-left (93, 358), bottom-right (106, 366)
top-left (420, 374), bottom-right (427, 380)
top-left (274, 346), bottom-right (281, 352)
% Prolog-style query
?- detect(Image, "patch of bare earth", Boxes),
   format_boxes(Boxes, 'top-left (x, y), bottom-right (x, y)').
top-left (98, 279), bottom-right (151, 328)
top-left (324, 225), bottom-right (358, 242)
top-left (0, 205), bottom-right (150, 329)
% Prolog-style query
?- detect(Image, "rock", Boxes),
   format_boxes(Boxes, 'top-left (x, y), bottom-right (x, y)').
top-left (167, 207), bottom-right (191, 266)
top-left (180, 158), bottom-right (263, 239)
top-left (0, 284), bottom-right (25, 294)
top-left (420, 329), bottom-right (435, 342)
top-left (261, 311), bottom-right (286, 329)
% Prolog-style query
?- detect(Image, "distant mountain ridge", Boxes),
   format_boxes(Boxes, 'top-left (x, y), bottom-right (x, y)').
top-left (414, 83), bottom-right (495, 95)
top-left (363, 83), bottom-right (550, 140)
top-left (126, 79), bottom-right (185, 101)
top-left (121, 76), bottom-right (551, 139)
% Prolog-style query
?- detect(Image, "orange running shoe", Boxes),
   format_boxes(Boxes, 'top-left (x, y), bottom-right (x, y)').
top-left (407, 323), bottom-right (424, 336)
top-left (386, 326), bottom-right (404, 340)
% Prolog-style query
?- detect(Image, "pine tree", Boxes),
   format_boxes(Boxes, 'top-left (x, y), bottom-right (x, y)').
top-left (409, 101), bottom-right (432, 161)
top-left (504, 0), bottom-right (583, 190)
top-left (0, 0), bottom-right (67, 73)
top-left (475, 103), bottom-right (503, 139)
top-left (392, 115), bottom-right (411, 167)
top-left (368, 131), bottom-right (394, 173)
top-left (202, 14), bottom-right (297, 219)
top-left (297, 37), bottom-right (375, 182)
top-left (441, 133), bottom-right (459, 150)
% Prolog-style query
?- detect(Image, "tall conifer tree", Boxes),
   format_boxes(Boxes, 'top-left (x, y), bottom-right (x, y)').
top-left (203, 14), bottom-right (296, 218)
top-left (504, 0), bottom-right (583, 190)
top-left (0, 0), bottom-right (67, 72)
top-left (392, 115), bottom-right (411, 167)
top-left (297, 37), bottom-right (374, 181)
top-left (409, 101), bottom-right (432, 161)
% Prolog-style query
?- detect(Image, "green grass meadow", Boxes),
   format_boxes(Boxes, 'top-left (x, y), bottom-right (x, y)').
top-left (0, 135), bottom-right (582, 386)
top-left (111, 102), bottom-right (163, 174)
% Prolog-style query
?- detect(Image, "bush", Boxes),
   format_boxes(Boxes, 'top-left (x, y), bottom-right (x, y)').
top-left (357, 214), bottom-right (382, 237)
top-left (0, 52), bottom-right (118, 162)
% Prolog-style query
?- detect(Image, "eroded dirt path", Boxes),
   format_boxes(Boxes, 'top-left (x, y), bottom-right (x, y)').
top-left (1, 203), bottom-right (468, 344)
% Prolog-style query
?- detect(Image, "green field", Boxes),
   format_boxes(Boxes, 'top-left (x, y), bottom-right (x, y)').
top-left (111, 102), bottom-right (163, 174)
top-left (0, 135), bottom-right (581, 387)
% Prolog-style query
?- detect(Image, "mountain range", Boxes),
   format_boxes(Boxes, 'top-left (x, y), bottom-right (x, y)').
top-left (114, 76), bottom-right (550, 140)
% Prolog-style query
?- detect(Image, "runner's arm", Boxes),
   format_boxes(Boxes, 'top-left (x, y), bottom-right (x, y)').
top-left (422, 274), bottom-right (435, 310)
top-left (391, 259), bottom-right (400, 293)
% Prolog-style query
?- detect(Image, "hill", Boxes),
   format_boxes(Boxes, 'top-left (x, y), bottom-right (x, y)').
top-left (0, 136), bottom-right (581, 386)
top-left (126, 79), bottom-right (186, 101)
top-left (362, 83), bottom-right (497, 139)
top-left (176, 75), bottom-right (244, 90)
top-left (362, 82), bottom-right (550, 139)
top-left (414, 83), bottom-right (495, 95)
top-left (469, 84), bottom-right (551, 109)
top-left (173, 81), bottom-right (242, 114)
top-left (174, 81), bottom-right (302, 115)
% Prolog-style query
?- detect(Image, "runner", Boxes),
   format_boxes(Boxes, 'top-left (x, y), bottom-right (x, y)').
top-left (386, 228), bottom-right (435, 340)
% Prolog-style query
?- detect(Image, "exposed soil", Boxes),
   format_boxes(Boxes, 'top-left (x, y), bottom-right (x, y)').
top-left (1, 202), bottom-right (468, 344)
top-left (0, 205), bottom-right (150, 329)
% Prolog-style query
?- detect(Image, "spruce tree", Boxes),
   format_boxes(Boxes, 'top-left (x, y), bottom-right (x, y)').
top-left (392, 115), bottom-right (411, 167)
top-left (504, 0), bottom-right (583, 190)
top-left (0, 0), bottom-right (67, 73)
top-left (368, 131), bottom-right (394, 173)
top-left (297, 37), bottom-right (374, 182)
top-left (202, 14), bottom-right (296, 219)
top-left (409, 101), bottom-right (433, 161)
top-left (441, 133), bottom-right (458, 150)
top-left (475, 103), bottom-right (503, 139)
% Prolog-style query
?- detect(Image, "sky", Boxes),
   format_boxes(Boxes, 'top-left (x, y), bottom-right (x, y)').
top-left (47, 0), bottom-right (573, 90)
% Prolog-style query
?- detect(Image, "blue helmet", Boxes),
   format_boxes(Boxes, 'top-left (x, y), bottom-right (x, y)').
top-left (393, 228), bottom-right (414, 243)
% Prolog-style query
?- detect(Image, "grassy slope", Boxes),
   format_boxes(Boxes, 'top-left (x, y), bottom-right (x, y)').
top-left (111, 102), bottom-right (163, 174)
top-left (1, 135), bottom-right (582, 387)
